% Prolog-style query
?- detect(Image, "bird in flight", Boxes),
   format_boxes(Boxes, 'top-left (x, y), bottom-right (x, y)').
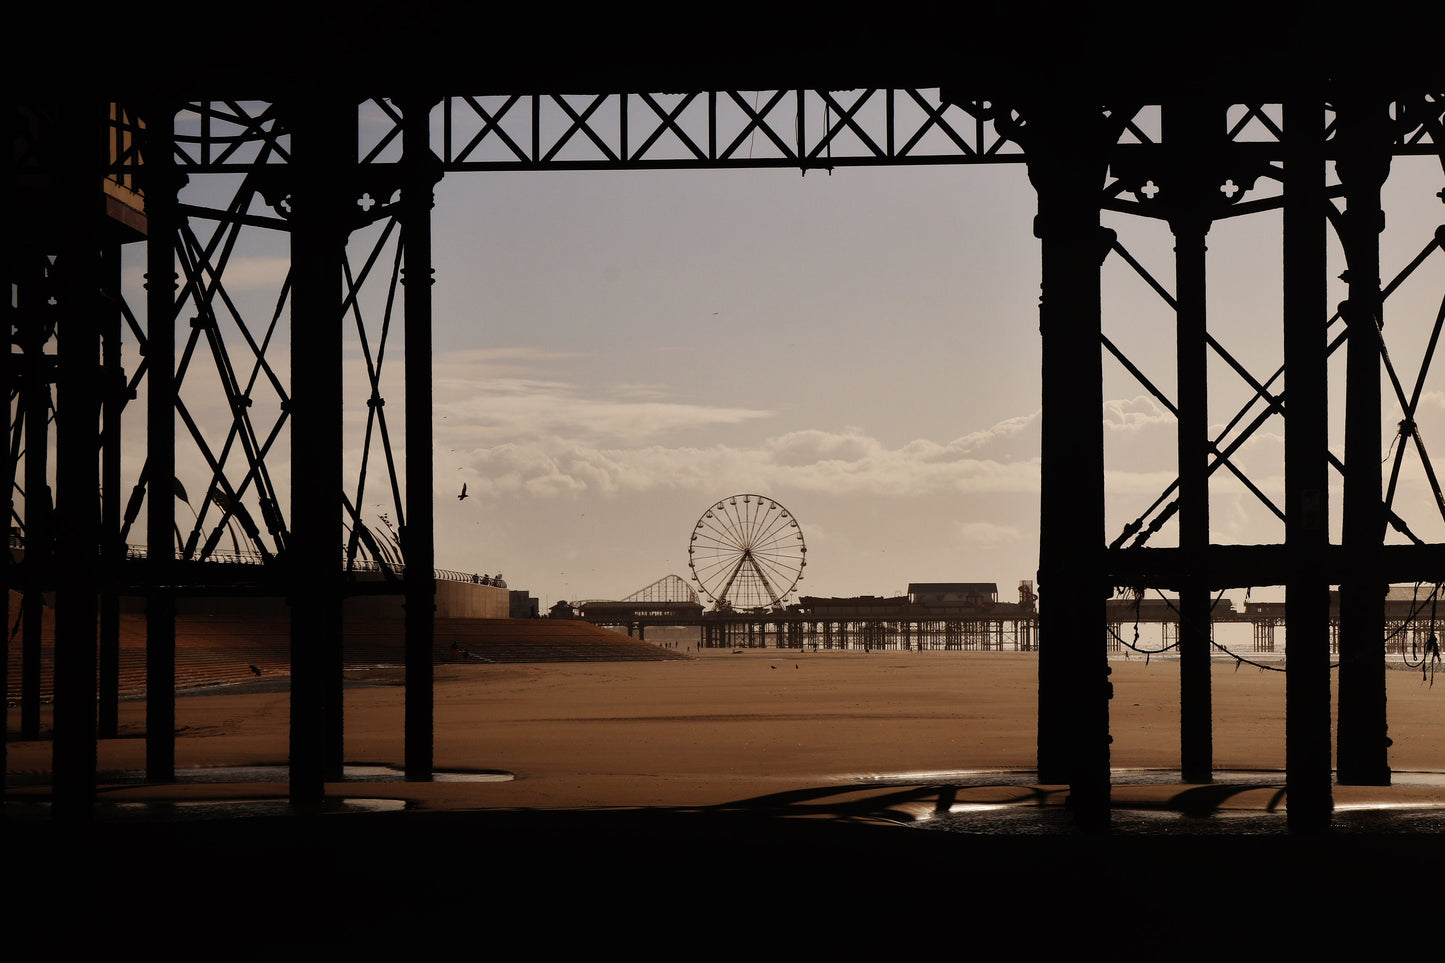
top-left (458, 483), bottom-right (469, 501)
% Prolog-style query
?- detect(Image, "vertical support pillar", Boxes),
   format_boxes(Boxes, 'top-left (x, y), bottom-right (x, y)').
top-left (52, 99), bottom-right (106, 822)
top-left (1027, 101), bottom-right (1114, 830)
top-left (19, 256), bottom-right (49, 741)
top-left (144, 102), bottom-right (180, 781)
top-left (288, 95), bottom-right (354, 804)
top-left (1335, 94), bottom-right (1391, 786)
top-left (400, 96), bottom-right (440, 782)
top-left (1282, 97), bottom-right (1333, 832)
top-left (98, 235), bottom-right (122, 739)
top-left (1165, 98), bottom-right (1216, 784)
top-left (2, 105), bottom-right (12, 789)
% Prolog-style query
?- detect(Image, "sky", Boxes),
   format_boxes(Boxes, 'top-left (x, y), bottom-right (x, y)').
top-left (109, 100), bottom-right (1445, 612)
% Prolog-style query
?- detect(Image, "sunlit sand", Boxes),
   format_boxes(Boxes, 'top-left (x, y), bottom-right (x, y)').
top-left (10, 641), bottom-right (1445, 814)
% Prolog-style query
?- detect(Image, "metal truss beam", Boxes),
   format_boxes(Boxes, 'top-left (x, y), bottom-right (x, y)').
top-left (1110, 543), bottom-right (1445, 591)
top-left (139, 94), bottom-right (1445, 175)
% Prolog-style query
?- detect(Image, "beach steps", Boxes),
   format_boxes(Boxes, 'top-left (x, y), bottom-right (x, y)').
top-left (5, 599), bottom-right (685, 702)
top-left (434, 617), bottom-right (691, 664)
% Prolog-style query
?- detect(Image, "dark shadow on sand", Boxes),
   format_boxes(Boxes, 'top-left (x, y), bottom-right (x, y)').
top-left (11, 804), bottom-right (1445, 954)
top-left (1171, 782), bottom-right (1289, 817)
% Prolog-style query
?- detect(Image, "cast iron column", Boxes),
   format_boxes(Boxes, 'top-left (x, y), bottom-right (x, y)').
top-left (288, 95), bottom-right (354, 804)
top-left (1, 106), bottom-right (12, 789)
top-left (19, 255), bottom-right (49, 741)
top-left (1165, 99), bottom-right (1216, 784)
top-left (1335, 94), bottom-right (1391, 786)
top-left (1027, 100), bottom-right (1114, 830)
top-left (400, 95), bottom-right (440, 781)
top-left (144, 102), bottom-right (180, 781)
top-left (99, 235), bottom-right (122, 739)
top-left (1282, 97), bottom-right (1333, 832)
top-left (52, 99), bottom-right (106, 822)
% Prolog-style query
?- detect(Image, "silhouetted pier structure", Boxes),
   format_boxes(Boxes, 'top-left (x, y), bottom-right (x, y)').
top-left (701, 610), bottom-right (1037, 652)
top-left (579, 581), bottom-right (1039, 650)
top-left (1107, 590), bottom-right (1445, 657)
top-left (589, 589), bottom-right (1445, 658)
top-left (6, 11), bottom-right (1444, 833)
top-left (581, 606), bottom-right (1038, 652)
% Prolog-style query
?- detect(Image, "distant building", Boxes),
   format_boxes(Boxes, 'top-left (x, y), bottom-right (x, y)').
top-left (510, 590), bottom-right (540, 618)
top-left (794, 595), bottom-right (909, 617)
top-left (576, 600), bottom-right (705, 620)
top-left (908, 583), bottom-right (999, 608)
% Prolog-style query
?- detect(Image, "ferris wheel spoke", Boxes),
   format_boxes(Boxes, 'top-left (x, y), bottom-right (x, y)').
top-left (734, 506), bottom-right (757, 543)
top-left (752, 510), bottom-right (791, 545)
top-left (694, 530), bottom-right (741, 550)
top-left (749, 502), bottom-right (771, 543)
top-left (694, 557), bottom-right (739, 581)
top-left (751, 558), bottom-right (793, 578)
top-left (739, 498), bottom-right (765, 540)
top-left (693, 542), bottom-right (739, 559)
top-left (752, 538), bottom-right (797, 561)
top-left (753, 539), bottom-right (801, 564)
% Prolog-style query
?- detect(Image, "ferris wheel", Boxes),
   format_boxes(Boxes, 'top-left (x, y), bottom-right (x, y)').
top-left (688, 494), bottom-right (807, 611)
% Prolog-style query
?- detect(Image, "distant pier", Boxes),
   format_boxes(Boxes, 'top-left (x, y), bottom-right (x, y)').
top-left (578, 586), bottom-right (1445, 655)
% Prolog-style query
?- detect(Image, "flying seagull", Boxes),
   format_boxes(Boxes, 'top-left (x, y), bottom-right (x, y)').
top-left (458, 483), bottom-right (468, 501)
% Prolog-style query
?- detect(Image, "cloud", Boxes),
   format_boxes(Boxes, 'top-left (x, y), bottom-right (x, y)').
top-left (1103, 396), bottom-right (1172, 432)
top-left (956, 520), bottom-right (1024, 546)
top-left (440, 385), bottom-right (772, 444)
top-left (451, 397), bottom-right (1198, 502)
top-left (433, 347), bottom-right (772, 445)
top-left (768, 428), bottom-right (880, 466)
top-left (948, 411), bottom-right (1041, 453)
top-left (457, 423), bottom-right (1045, 501)
top-left (433, 346), bottom-right (583, 379)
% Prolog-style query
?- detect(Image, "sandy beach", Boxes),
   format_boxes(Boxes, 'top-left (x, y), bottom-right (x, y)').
top-left (9, 644), bottom-right (1445, 813)
top-left (11, 643), bottom-right (1445, 954)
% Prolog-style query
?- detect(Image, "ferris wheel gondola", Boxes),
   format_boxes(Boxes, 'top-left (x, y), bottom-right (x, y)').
top-left (688, 494), bottom-right (806, 611)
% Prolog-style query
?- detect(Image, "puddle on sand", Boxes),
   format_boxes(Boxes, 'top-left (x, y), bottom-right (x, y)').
top-left (854, 768), bottom-right (1035, 785)
top-left (341, 765), bottom-right (513, 783)
top-left (1, 797), bottom-right (410, 821)
top-left (8, 765), bottom-right (515, 791)
top-left (130, 765), bottom-right (515, 784)
top-left (111, 798), bottom-right (409, 818)
top-left (1381, 771), bottom-right (1445, 788)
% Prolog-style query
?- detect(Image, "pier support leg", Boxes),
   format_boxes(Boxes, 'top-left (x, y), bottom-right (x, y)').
top-left (144, 102), bottom-right (181, 782)
top-left (401, 96), bottom-right (440, 783)
top-left (98, 236), bottom-right (122, 739)
top-left (1027, 100), bottom-right (1113, 830)
top-left (1283, 97), bottom-right (1333, 832)
top-left (1335, 94), bottom-right (1391, 786)
top-left (1166, 99), bottom-right (1217, 784)
top-left (52, 100), bottom-right (105, 822)
top-left (19, 256), bottom-right (49, 742)
top-left (288, 95), bottom-right (354, 804)
top-left (1, 175), bottom-right (9, 790)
